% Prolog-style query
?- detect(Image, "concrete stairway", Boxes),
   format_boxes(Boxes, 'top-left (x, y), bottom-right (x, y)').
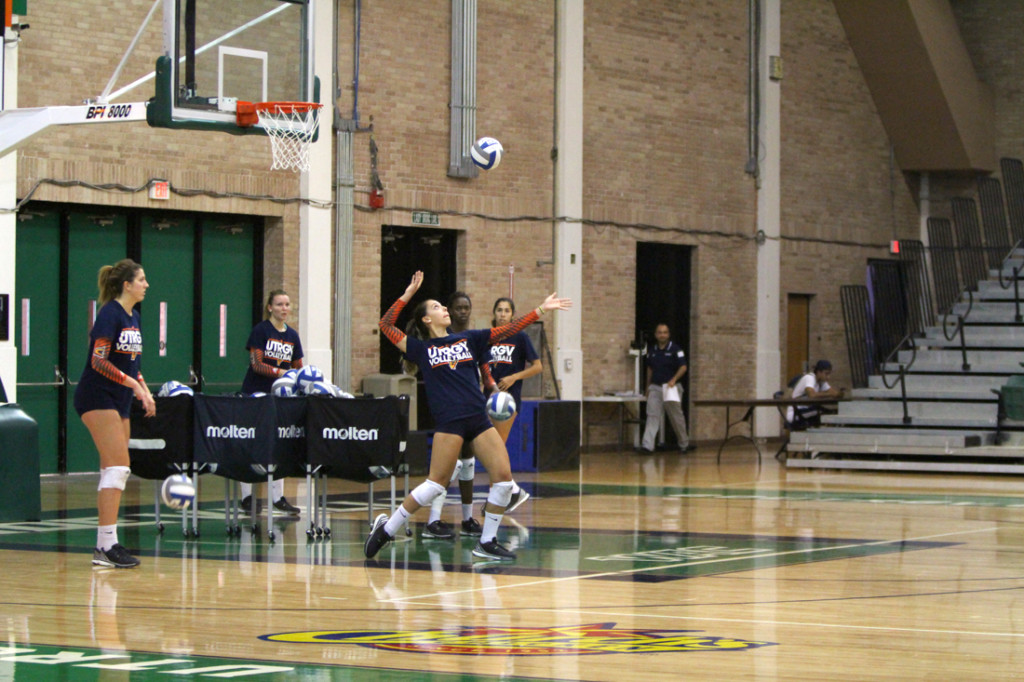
top-left (787, 261), bottom-right (1024, 473)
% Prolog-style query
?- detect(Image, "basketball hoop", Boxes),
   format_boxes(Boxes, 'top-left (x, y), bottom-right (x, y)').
top-left (239, 101), bottom-right (322, 173)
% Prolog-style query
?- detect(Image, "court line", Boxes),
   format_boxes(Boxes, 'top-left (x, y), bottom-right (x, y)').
top-left (381, 525), bottom-right (998, 604)
top-left (523, 606), bottom-right (1024, 640)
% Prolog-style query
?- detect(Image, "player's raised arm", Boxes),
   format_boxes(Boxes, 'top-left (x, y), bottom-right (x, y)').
top-left (489, 292), bottom-right (573, 344)
top-left (379, 271), bottom-right (424, 354)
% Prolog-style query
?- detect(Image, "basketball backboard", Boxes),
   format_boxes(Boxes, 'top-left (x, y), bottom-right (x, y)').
top-left (148, 0), bottom-right (315, 134)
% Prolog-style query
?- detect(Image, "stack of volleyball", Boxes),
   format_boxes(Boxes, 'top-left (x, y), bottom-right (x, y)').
top-left (273, 366), bottom-right (350, 398)
top-left (487, 391), bottom-right (517, 422)
top-left (161, 473), bottom-right (196, 510)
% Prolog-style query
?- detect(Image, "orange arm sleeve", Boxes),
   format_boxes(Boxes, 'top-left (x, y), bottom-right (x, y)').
top-left (90, 338), bottom-right (131, 386)
top-left (379, 298), bottom-right (408, 346)
top-left (488, 309), bottom-right (539, 344)
top-left (249, 349), bottom-right (281, 379)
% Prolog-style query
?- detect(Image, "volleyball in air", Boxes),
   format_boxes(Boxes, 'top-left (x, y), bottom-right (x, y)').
top-left (471, 136), bottom-right (503, 170)
top-left (487, 391), bottom-right (517, 422)
top-left (161, 473), bottom-right (196, 510)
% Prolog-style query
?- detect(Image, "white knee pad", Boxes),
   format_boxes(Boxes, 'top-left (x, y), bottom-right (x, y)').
top-left (411, 479), bottom-right (447, 507)
top-left (458, 457), bottom-right (475, 482)
top-left (448, 459), bottom-right (464, 485)
top-left (97, 466), bottom-right (131, 491)
top-left (487, 480), bottom-right (515, 508)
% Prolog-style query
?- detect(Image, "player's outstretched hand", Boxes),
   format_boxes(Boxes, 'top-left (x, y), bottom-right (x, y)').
top-left (540, 292), bottom-right (572, 313)
top-left (402, 271), bottom-right (424, 301)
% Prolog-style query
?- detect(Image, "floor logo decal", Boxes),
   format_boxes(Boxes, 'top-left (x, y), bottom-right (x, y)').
top-left (261, 622), bottom-right (777, 655)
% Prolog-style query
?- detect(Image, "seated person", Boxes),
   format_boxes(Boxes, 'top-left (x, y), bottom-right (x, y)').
top-left (786, 359), bottom-right (844, 429)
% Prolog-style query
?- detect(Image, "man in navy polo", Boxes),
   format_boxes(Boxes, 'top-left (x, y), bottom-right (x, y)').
top-left (641, 323), bottom-right (692, 453)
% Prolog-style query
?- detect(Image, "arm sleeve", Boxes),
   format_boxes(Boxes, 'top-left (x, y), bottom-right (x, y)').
top-left (488, 309), bottom-right (539, 344)
top-left (480, 361), bottom-right (496, 391)
top-left (379, 298), bottom-right (408, 346)
top-left (249, 349), bottom-right (281, 378)
top-left (90, 339), bottom-right (131, 386)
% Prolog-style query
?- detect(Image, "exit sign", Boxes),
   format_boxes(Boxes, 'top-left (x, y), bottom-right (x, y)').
top-left (412, 211), bottom-right (439, 226)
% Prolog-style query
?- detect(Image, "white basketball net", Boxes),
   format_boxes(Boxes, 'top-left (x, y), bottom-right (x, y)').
top-left (256, 103), bottom-right (322, 173)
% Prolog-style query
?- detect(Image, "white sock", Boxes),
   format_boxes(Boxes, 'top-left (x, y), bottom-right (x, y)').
top-left (384, 506), bottom-right (410, 537)
top-left (481, 511), bottom-right (502, 544)
top-left (462, 503), bottom-right (474, 520)
top-left (511, 480), bottom-right (521, 495)
top-left (97, 525), bottom-right (118, 551)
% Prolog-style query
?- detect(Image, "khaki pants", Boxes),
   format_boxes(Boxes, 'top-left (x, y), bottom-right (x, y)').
top-left (642, 384), bottom-right (689, 451)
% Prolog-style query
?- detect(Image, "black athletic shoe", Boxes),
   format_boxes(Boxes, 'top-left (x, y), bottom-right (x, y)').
top-left (461, 517), bottom-right (483, 536)
top-left (92, 544), bottom-right (141, 569)
top-left (240, 496), bottom-right (261, 514)
top-left (472, 539), bottom-right (516, 561)
top-left (273, 497), bottom-right (301, 514)
top-left (422, 520), bottom-right (454, 539)
top-left (506, 488), bottom-right (531, 514)
top-left (364, 514), bottom-right (393, 558)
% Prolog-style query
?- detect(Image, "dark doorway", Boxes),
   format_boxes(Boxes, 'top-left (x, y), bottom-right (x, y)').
top-left (634, 242), bottom-right (693, 447)
top-left (379, 225), bottom-right (459, 430)
top-left (786, 294), bottom-right (811, 383)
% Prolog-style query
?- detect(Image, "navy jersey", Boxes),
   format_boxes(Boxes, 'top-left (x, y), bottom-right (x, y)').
top-left (489, 331), bottom-right (539, 405)
top-left (404, 329), bottom-right (491, 425)
top-left (242, 320), bottom-right (305, 393)
top-left (74, 300), bottom-right (142, 415)
top-left (645, 340), bottom-right (687, 385)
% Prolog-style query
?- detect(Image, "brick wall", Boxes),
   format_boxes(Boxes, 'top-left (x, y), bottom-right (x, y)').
top-left (14, 0), bottom-right (1024, 445)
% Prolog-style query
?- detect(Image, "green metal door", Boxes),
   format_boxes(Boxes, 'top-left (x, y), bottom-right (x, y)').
top-left (65, 212), bottom-right (128, 473)
top-left (139, 215), bottom-right (196, 390)
top-left (14, 212), bottom-right (62, 474)
top-left (200, 220), bottom-right (255, 394)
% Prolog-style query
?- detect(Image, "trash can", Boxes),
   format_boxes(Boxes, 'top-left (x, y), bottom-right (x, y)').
top-left (361, 373), bottom-right (417, 430)
top-left (0, 403), bottom-right (41, 522)
top-left (1002, 375), bottom-right (1024, 420)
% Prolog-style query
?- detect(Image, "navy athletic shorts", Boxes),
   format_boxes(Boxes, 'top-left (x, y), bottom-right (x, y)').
top-left (435, 411), bottom-right (494, 444)
top-left (74, 379), bottom-right (133, 418)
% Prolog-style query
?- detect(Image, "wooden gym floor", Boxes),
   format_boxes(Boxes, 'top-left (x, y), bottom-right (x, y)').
top-left (3, 441), bottom-right (1024, 680)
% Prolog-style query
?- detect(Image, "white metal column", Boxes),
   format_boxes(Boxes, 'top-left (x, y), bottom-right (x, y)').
top-left (298, 0), bottom-right (334, 380)
top-left (755, 0), bottom-right (782, 436)
top-left (0, 21), bottom-right (20, 401)
top-left (554, 0), bottom-right (584, 401)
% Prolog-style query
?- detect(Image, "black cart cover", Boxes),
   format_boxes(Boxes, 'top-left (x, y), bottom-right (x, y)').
top-left (306, 395), bottom-right (406, 482)
top-left (192, 394), bottom-right (276, 483)
top-left (273, 395), bottom-right (308, 479)
top-left (128, 395), bottom-right (194, 480)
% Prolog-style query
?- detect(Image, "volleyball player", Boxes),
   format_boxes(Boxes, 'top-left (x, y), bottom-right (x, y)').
top-left (74, 259), bottom-right (156, 569)
top-left (365, 271), bottom-right (571, 561)
top-left (239, 289), bottom-right (304, 514)
top-left (485, 296), bottom-right (543, 512)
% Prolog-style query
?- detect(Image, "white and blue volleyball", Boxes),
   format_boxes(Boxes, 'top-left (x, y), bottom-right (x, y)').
top-left (471, 136), bottom-right (503, 170)
top-left (272, 374), bottom-right (297, 397)
top-left (295, 365), bottom-right (325, 392)
top-left (486, 391), bottom-right (517, 422)
top-left (304, 380), bottom-right (337, 397)
top-left (161, 473), bottom-right (195, 510)
top-left (158, 380), bottom-right (194, 397)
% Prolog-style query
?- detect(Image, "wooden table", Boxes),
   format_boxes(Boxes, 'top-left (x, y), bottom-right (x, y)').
top-left (694, 396), bottom-right (845, 464)
top-left (582, 395), bottom-right (645, 451)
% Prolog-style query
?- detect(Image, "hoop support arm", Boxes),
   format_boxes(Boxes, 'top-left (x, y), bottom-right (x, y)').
top-left (0, 101), bottom-right (149, 158)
